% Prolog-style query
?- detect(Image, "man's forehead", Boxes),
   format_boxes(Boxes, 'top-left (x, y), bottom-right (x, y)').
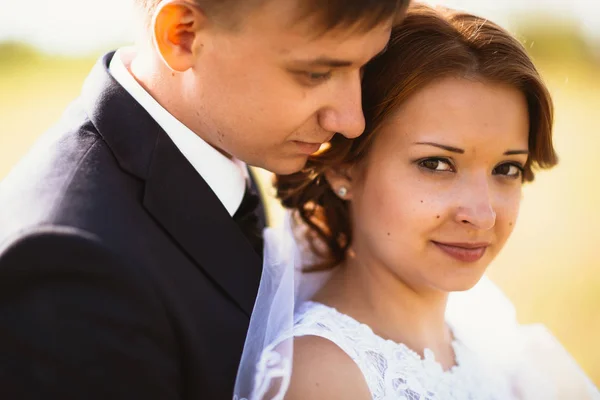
top-left (272, 22), bottom-right (392, 64)
top-left (243, 0), bottom-right (396, 38)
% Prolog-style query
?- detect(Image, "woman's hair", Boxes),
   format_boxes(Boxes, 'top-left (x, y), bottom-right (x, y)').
top-left (275, 3), bottom-right (558, 270)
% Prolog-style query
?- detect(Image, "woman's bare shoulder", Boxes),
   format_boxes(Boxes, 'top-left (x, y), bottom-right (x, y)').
top-left (284, 335), bottom-right (371, 400)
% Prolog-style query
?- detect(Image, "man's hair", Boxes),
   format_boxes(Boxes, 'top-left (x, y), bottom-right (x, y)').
top-left (137, 0), bottom-right (410, 31)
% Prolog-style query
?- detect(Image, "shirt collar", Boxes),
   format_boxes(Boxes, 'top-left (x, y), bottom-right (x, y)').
top-left (109, 48), bottom-right (247, 216)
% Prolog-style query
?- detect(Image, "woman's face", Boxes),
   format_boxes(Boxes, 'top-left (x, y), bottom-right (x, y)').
top-left (347, 76), bottom-right (530, 292)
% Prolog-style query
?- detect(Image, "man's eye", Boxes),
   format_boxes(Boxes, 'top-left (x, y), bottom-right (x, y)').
top-left (493, 162), bottom-right (524, 179)
top-left (418, 158), bottom-right (454, 172)
top-left (307, 72), bottom-right (331, 80)
top-left (296, 71), bottom-right (332, 85)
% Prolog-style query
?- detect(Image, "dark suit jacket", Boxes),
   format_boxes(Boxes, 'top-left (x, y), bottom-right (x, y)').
top-left (0, 52), bottom-right (262, 399)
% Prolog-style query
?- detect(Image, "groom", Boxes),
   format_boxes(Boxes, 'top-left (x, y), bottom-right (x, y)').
top-left (0, 0), bottom-right (407, 398)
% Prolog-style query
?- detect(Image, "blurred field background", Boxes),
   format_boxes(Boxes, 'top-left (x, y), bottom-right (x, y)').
top-left (1, 0), bottom-right (599, 386)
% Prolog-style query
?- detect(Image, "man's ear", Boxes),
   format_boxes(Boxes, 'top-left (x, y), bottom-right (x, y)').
top-left (323, 164), bottom-right (354, 201)
top-left (152, 0), bottom-right (207, 72)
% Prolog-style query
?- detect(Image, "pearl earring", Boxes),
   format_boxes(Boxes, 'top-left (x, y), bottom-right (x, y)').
top-left (337, 187), bottom-right (348, 198)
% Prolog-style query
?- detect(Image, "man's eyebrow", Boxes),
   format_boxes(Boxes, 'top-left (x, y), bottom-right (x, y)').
top-left (292, 57), bottom-right (353, 68)
top-left (291, 43), bottom-right (390, 69)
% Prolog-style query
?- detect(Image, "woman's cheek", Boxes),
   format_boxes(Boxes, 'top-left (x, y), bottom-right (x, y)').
top-left (414, 188), bottom-right (454, 224)
top-left (495, 191), bottom-right (522, 240)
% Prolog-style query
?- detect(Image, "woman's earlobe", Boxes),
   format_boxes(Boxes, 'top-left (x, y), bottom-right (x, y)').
top-left (324, 168), bottom-right (353, 200)
top-left (336, 186), bottom-right (349, 199)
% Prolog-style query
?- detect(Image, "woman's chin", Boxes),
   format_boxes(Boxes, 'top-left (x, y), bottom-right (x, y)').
top-left (433, 272), bottom-right (486, 293)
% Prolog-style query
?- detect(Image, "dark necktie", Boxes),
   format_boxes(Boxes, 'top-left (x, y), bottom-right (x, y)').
top-left (233, 183), bottom-right (265, 259)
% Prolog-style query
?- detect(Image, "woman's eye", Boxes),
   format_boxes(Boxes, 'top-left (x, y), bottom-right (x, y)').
top-left (494, 163), bottom-right (523, 178)
top-left (419, 158), bottom-right (454, 172)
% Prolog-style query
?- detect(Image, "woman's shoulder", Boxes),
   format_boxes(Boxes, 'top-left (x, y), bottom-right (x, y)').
top-left (285, 302), bottom-right (385, 399)
top-left (284, 333), bottom-right (372, 400)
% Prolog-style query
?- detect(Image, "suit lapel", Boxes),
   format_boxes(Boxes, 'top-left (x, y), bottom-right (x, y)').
top-left (82, 52), bottom-right (262, 317)
top-left (143, 132), bottom-right (262, 316)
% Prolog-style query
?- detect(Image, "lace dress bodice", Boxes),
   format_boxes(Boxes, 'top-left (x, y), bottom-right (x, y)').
top-left (290, 301), bottom-right (516, 400)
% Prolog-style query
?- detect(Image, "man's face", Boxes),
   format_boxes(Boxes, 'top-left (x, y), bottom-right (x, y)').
top-left (181, 0), bottom-right (393, 174)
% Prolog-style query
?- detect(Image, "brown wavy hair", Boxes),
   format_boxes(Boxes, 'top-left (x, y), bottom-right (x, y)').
top-left (276, 3), bottom-right (558, 271)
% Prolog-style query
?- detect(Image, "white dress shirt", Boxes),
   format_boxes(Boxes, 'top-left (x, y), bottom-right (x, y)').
top-left (109, 48), bottom-right (248, 216)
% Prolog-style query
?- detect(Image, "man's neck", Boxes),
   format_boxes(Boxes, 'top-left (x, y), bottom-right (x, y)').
top-left (129, 50), bottom-right (234, 160)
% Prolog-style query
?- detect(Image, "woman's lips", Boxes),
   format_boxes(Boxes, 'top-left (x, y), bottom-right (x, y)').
top-left (432, 241), bottom-right (489, 262)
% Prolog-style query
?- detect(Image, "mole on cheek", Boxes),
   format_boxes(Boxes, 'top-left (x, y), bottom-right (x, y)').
top-left (436, 215), bottom-right (440, 219)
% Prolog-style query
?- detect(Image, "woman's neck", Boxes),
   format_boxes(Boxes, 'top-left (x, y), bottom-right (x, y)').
top-left (313, 253), bottom-right (456, 369)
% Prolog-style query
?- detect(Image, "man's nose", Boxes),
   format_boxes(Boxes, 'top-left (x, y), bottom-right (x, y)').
top-left (318, 71), bottom-right (366, 139)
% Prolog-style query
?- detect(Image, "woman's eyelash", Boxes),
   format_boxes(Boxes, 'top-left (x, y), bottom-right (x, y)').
top-left (416, 157), bottom-right (455, 172)
top-left (493, 162), bottom-right (525, 178)
top-left (415, 158), bottom-right (526, 179)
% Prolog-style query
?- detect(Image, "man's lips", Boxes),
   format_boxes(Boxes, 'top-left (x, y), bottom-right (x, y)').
top-left (432, 241), bottom-right (490, 263)
top-left (293, 141), bottom-right (325, 155)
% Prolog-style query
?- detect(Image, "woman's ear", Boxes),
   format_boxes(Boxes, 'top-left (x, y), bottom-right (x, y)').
top-left (152, 0), bottom-right (207, 72)
top-left (324, 165), bottom-right (354, 201)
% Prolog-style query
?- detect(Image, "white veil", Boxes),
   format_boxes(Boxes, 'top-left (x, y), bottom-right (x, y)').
top-left (233, 211), bottom-right (599, 400)
top-left (233, 213), bottom-right (303, 400)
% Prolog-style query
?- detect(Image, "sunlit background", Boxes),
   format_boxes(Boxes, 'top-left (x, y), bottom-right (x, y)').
top-left (1, 0), bottom-right (599, 385)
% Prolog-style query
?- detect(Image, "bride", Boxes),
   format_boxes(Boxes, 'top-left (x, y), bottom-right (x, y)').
top-left (235, 4), bottom-right (599, 399)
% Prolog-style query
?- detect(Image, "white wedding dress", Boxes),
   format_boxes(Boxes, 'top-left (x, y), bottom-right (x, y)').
top-left (234, 217), bottom-right (600, 400)
top-left (278, 300), bottom-right (515, 399)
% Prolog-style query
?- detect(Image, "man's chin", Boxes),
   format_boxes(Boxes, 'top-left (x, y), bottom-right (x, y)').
top-left (258, 155), bottom-right (309, 176)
